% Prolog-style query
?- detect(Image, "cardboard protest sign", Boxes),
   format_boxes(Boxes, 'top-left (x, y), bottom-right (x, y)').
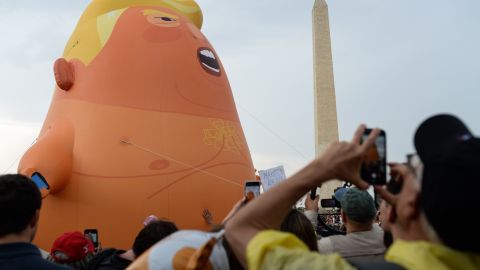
top-left (259, 165), bottom-right (287, 192)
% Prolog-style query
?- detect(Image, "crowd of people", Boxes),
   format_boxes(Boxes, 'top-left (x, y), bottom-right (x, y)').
top-left (1, 114), bottom-right (479, 270)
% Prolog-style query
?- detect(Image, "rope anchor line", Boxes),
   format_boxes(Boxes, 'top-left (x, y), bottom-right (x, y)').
top-left (120, 138), bottom-right (243, 188)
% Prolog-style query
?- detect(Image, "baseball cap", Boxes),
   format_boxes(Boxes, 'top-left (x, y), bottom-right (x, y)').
top-left (338, 188), bottom-right (376, 223)
top-left (414, 114), bottom-right (480, 252)
top-left (50, 231), bottom-right (95, 263)
top-left (333, 187), bottom-right (348, 203)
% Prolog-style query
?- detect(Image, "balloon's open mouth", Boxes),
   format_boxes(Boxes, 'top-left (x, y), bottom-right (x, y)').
top-left (198, 48), bottom-right (221, 76)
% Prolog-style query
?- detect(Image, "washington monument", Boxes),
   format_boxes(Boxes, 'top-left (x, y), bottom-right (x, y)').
top-left (313, 0), bottom-right (342, 199)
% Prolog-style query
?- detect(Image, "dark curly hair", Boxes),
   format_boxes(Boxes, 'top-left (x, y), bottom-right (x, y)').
top-left (0, 174), bottom-right (41, 237)
top-left (132, 220), bottom-right (178, 256)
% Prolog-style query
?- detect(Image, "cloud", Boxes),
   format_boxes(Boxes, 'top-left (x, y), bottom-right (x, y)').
top-left (1, 0), bottom-right (479, 176)
top-left (0, 7), bottom-right (83, 122)
top-left (0, 119), bottom-right (40, 174)
top-left (0, 8), bottom-right (81, 65)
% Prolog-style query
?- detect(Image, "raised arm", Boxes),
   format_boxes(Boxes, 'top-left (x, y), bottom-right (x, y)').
top-left (225, 125), bottom-right (379, 267)
top-left (304, 194), bottom-right (320, 229)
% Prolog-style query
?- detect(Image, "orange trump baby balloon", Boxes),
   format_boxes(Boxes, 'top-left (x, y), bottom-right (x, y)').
top-left (18, 0), bottom-right (255, 249)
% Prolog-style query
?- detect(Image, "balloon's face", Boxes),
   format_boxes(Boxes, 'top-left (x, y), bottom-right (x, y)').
top-left (62, 6), bottom-right (237, 119)
top-left (141, 7), bottom-right (220, 76)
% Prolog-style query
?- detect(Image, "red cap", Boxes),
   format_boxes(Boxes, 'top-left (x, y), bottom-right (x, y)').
top-left (50, 231), bottom-right (95, 263)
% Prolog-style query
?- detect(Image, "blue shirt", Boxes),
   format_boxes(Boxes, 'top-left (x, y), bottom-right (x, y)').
top-left (0, 242), bottom-right (69, 270)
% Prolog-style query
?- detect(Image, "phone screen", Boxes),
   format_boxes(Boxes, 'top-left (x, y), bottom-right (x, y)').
top-left (360, 129), bottom-right (387, 185)
top-left (84, 229), bottom-right (98, 247)
top-left (31, 173), bottom-right (49, 190)
top-left (88, 233), bottom-right (97, 243)
top-left (244, 182), bottom-right (261, 197)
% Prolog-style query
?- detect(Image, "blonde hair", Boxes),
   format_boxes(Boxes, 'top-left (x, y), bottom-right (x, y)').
top-left (63, 0), bottom-right (202, 65)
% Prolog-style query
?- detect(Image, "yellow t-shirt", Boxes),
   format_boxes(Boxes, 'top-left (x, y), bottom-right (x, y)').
top-left (247, 230), bottom-right (355, 270)
top-left (386, 240), bottom-right (480, 270)
top-left (246, 230), bottom-right (480, 270)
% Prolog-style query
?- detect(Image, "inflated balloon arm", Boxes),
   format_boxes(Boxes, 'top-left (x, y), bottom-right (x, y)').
top-left (18, 119), bottom-right (74, 198)
top-left (54, 58), bottom-right (75, 91)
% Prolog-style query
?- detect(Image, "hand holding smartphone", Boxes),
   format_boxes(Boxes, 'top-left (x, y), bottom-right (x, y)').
top-left (244, 181), bottom-right (261, 199)
top-left (360, 128), bottom-right (387, 185)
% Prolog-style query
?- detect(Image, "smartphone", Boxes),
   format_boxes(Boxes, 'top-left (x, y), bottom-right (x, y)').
top-left (310, 189), bottom-right (317, 200)
top-left (244, 181), bottom-right (261, 198)
top-left (360, 128), bottom-right (387, 185)
top-left (31, 172), bottom-right (49, 190)
top-left (321, 198), bottom-right (338, 208)
top-left (84, 229), bottom-right (99, 250)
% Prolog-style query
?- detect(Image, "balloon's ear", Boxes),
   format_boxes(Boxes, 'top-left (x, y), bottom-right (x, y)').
top-left (54, 58), bottom-right (75, 91)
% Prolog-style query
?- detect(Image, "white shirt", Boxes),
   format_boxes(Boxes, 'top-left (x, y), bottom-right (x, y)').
top-left (318, 224), bottom-right (386, 258)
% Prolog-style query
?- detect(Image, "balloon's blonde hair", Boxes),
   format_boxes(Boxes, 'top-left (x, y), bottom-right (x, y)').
top-left (63, 0), bottom-right (202, 65)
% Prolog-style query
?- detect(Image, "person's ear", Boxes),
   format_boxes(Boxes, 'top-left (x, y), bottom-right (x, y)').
top-left (54, 58), bottom-right (75, 91)
top-left (341, 210), bottom-right (348, 225)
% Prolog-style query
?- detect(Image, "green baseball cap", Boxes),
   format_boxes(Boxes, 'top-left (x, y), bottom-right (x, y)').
top-left (339, 188), bottom-right (376, 223)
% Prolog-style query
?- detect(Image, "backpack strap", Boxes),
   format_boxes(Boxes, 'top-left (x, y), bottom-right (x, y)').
top-left (346, 257), bottom-right (405, 270)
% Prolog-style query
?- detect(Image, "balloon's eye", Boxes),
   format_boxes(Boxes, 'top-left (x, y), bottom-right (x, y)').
top-left (156, 17), bottom-right (176, 22)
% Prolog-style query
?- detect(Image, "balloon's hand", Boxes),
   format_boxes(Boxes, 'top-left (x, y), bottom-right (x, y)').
top-left (202, 209), bottom-right (214, 225)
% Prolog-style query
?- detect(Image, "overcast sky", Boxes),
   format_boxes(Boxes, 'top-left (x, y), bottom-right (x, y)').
top-left (1, 0), bottom-right (479, 176)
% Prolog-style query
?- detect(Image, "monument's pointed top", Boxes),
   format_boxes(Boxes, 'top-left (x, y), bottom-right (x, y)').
top-left (313, 0), bottom-right (328, 9)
